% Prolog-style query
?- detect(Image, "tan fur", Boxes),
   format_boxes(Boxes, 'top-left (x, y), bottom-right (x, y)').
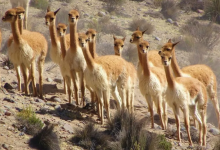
top-left (45, 8), bottom-right (71, 94)
top-left (159, 50), bottom-right (207, 146)
top-left (78, 33), bottom-right (134, 124)
top-left (3, 8), bottom-right (48, 98)
top-left (138, 41), bottom-right (167, 129)
top-left (113, 35), bottom-right (136, 112)
top-left (161, 40), bottom-right (220, 129)
top-left (63, 9), bottom-right (87, 106)
top-left (10, 0), bottom-right (30, 29)
top-left (130, 28), bottom-right (163, 69)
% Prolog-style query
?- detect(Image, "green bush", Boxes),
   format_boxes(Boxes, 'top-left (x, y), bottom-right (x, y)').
top-left (204, 0), bottom-right (220, 23)
top-left (158, 135), bottom-right (172, 150)
top-left (129, 18), bottom-right (154, 35)
top-left (16, 106), bottom-right (44, 135)
top-left (30, 0), bottom-right (48, 10)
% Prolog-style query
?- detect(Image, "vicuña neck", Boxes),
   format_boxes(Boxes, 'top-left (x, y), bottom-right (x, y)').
top-left (141, 52), bottom-right (150, 76)
top-left (11, 16), bottom-right (22, 44)
top-left (82, 45), bottom-right (95, 70)
top-left (49, 22), bottom-right (58, 47)
top-left (89, 40), bottom-right (96, 58)
top-left (60, 35), bottom-right (67, 59)
top-left (171, 50), bottom-right (183, 77)
top-left (70, 23), bottom-right (78, 52)
top-left (164, 65), bottom-right (175, 89)
top-left (18, 19), bottom-right (23, 34)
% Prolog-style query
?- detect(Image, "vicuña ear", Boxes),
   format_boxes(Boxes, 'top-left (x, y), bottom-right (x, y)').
top-left (158, 51), bottom-right (162, 55)
top-left (136, 26), bottom-right (139, 31)
top-left (113, 35), bottom-right (116, 41)
top-left (173, 41), bottom-right (180, 47)
top-left (122, 36), bottom-right (126, 41)
top-left (168, 39), bottom-right (172, 43)
top-left (47, 6), bottom-right (50, 12)
top-left (54, 8), bottom-right (61, 15)
top-left (142, 29), bottom-right (147, 35)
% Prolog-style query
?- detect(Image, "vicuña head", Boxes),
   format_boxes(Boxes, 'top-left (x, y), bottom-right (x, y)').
top-left (158, 50), bottom-right (172, 67)
top-left (57, 23), bottom-right (67, 37)
top-left (86, 29), bottom-right (97, 43)
top-left (130, 27), bottom-right (146, 43)
top-left (78, 33), bottom-right (89, 48)
top-left (138, 41), bottom-right (150, 54)
top-left (2, 9), bottom-right (17, 23)
top-left (113, 35), bottom-right (125, 56)
top-left (45, 7), bottom-right (60, 26)
top-left (68, 9), bottom-right (79, 25)
top-left (161, 39), bottom-right (180, 52)
top-left (15, 6), bottom-right (25, 20)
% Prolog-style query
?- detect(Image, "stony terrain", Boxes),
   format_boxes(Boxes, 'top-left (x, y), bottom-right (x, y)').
top-left (0, 0), bottom-right (220, 150)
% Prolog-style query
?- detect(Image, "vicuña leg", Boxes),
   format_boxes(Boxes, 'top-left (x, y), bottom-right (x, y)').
top-left (15, 65), bottom-right (21, 91)
top-left (111, 86), bottom-right (122, 110)
top-left (21, 64), bottom-right (29, 95)
top-left (30, 61), bottom-right (37, 97)
top-left (70, 70), bottom-right (79, 105)
top-left (79, 71), bottom-right (86, 106)
top-left (183, 108), bottom-right (193, 146)
top-left (145, 94), bottom-right (154, 128)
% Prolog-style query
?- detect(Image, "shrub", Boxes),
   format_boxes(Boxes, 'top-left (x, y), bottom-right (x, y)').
top-left (128, 18), bottom-right (154, 35)
top-left (123, 44), bottom-right (138, 65)
top-left (214, 136), bottom-right (220, 150)
top-left (153, 0), bottom-right (164, 7)
top-left (158, 135), bottom-right (172, 150)
top-left (30, 0), bottom-right (48, 10)
top-left (161, 0), bottom-right (179, 20)
top-left (179, 0), bottom-right (204, 12)
top-left (56, 0), bottom-right (73, 3)
top-left (97, 41), bottom-right (114, 55)
top-left (204, 0), bottom-right (220, 23)
top-left (29, 124), bottom-right (60, 150)
top-left (16, 106), bottom-right (44, 135)
top-left (0, 55), bottom-right (14, 69)
top-left (102, 0), bottom-right (127, 12)
top-left (71, 122), bottom-right (109, 150)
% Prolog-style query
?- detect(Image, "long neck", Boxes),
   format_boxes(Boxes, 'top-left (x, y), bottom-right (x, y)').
top-left (164, 65), bottom-right (175, 89)
top-left (89, 40), bottom-right (96, 58)
top-left (141, 52), bottom-right (150, 76)
top-left (70, 23), bottom-right (78, 52)
top-left (171, 49), bottom-right (183, 77)
top-left (49, 22), bottom-right (58, 46)
top-left (137, 45), bottom-right (142, 65)
top-left (82, 45), bottom-right (95, 70)
top-left (11, 16), bottom-right (22, 44)
top-left (18, 19), bottom-right (23, 34)
top-left (60, 35), bottom-right (67, 59)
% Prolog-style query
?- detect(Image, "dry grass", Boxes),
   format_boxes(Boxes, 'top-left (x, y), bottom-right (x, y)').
top-left (161, 0), bottom-right (179, 20)
top-left (30, 0), bottom-right (48, 10)
top-left (129, 18), bottom-right (154, 35)
top-left (179, 0), bottom-right (204, 12)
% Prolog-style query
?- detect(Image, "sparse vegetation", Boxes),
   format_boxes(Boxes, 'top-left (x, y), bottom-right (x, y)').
top-left (158, 135), bottom-right (172, 150)
top-left (179, 0), bottom-right (204, 12)
top-left (56, 0), bottom-right (73, 3)
top-left (16, 106), bottom-right (44, 135)
top-left (161, 0), bottom-right (179, 20)
top-left (30, 0), bottom-right (48, 10)
top-left (129, 18), bottom-right (154, 35)
top-left (153, 0), bottom-right (164, 7)
top-left (71, 122), bottom-right (109, 150)
top-left (102, 0), bottom-right (127, 12)
top-left (204, 0), bottom-right (220, 23)
top-left (0, 55), bottom-right (14, 69)
top-left (29, 124), bottom-right (60, 150)
top-left (214, 136), bottom-right (220, 150)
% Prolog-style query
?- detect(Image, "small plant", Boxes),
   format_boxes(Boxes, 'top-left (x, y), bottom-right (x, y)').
top-left (129, 18), bottom-right (154, 35)
top-left (30, 0), bottom-right (48, 10)
top-left (71, 122), bottom-right (109, 150)
top-left (0, 55), bottom-right (14, 69)
top-left (161, 0), bottom-right (179, 20)
top-left (102, 0), bottom-right (127, 12)
top-left (16, 106), bottom-right (44, 135)
top-left (204, 0), bottom-right (220, 23)
top-left (153, 0), bottom-right (164, 7)
top-left (29, 124), bottom-right (60, 150)
top-left (179, 0), bottom-right (204, 12)
top-left (158, 135), bottom-right (172, 150)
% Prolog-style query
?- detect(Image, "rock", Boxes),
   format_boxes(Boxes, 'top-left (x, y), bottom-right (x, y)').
top-left (63, 124), bottom-right (73, 134)
top-left (35, 98), bottom-right (45, 103)
top-left (0, 121), bottom-right (5, 124)
top-left (83, 13), bottom-right (89, 18)
top-left (54, 78), bottom-right (63, 84)
top-left (98, 11), bottom-right (105, 17)
top-left (209, 128), bottom-right (220, 135)
top-left (167, 18), bottom-right (173, 24)
top-left (2, 144), bottom-right (9, 150)
top-left (173, 21), bottom-right (179, 27)
top-left (55, 105), bottom-right (62, 112)
top-left (3, 66), bottom-right (9, 70)
top-left (4, 83), bottom-right (14, 90)
top-left (111, 16), bottom-right (116, 19)
top-left (50, 96), bottom-right (62, 102)
top-left (39, 107), bottom-right (49, 114)
top-left (155, 37), bottom-right (161, 41)
top-left (3, 97), bottom-right (15, 103)
top-left (4, 106), bottom-right (11, 110)
top-left (19, 132), bottom-right (24, 136)
top-left (5, 111), bottom-right (11, 116)
top-left (197, 9), bottom-right (204, 14)
top-left (7, 127), bottom-right (14, 132)
top-left (46, 77), bottom-right (53, 82)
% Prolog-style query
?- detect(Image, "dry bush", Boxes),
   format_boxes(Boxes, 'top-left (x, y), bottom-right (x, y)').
top-left (204, 0), bottom-right (220, 24)
top-left (30, 0), bottom-right (48, 10)
top-left (161, 0), bottom-right (179, 20)
top-left (102, 0), bottom-right (127, 12)
top-left (56, 0), bottom-right (73, 3)
top-left (29, 124), bottom-right (60, 150)
top-left (96, 41), bottom-right (114, 56)
top-left (71, 122), bottom-right (109, 150)
top-left (129, 18), bottom-right (154, 35)
top-left (153, 0), bottom-right (164, 7)
top-left (179, 0), bottom-right (204, 12)
top-left (145, 11), bottom-right (164, 19)
top-left (180, 19), bottom-right (220, 53)
top-left (123, 44), bottom-right (138, 65)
